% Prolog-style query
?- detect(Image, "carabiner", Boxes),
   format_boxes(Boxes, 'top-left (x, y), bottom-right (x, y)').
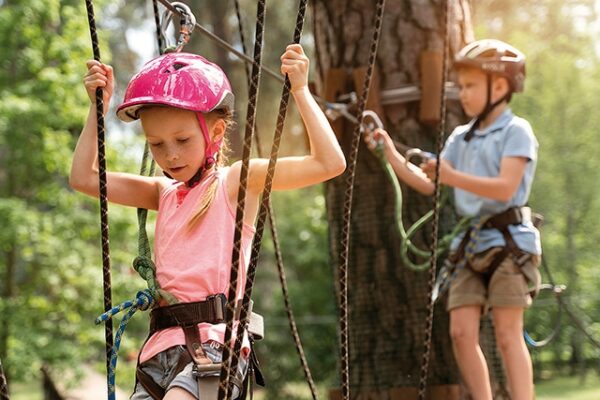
top-left (362, 110), bottom-right (384, 148)
top-left (405, 148), bottom-right (436, 165)
top-left (161, 2), bottom-right (197, 53)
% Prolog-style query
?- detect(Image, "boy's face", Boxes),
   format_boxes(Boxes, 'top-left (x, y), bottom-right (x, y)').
top-left (457, 67), bottom-right (489, 118)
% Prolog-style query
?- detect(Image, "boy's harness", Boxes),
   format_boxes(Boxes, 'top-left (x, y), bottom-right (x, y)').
top-left (136, 294), bottom-right (265, 400)
top-left (451, 206), bottom-right (536, 286)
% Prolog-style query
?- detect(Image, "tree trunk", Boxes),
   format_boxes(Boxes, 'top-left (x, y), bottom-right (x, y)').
top-left (313, 1), bottom-right (506, 398)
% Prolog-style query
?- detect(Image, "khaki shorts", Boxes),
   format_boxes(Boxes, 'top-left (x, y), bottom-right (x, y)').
top-left (447, 247), bottom-right (541, 312)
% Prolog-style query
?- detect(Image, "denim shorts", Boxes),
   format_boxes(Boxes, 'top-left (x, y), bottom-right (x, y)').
top-left (130, 342), bottom-right (248, 400)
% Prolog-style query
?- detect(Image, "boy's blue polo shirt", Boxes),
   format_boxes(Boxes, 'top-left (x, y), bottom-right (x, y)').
top-left (441, 108), bottom-right (541, 255)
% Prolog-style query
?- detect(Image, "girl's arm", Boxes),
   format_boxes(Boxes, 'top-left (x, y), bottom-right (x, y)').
top-left (69, 60), bottom-right (166, 210)
top-left (422, 156), bottom-right (528, 202)
top-left (239, 44), bottom-right (346, 194)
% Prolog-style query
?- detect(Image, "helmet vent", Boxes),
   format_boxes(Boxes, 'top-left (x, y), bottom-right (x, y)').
top-left (480, 49), bottom-right (497, 58)
top-left (173, 62), bottom-right (187, 70)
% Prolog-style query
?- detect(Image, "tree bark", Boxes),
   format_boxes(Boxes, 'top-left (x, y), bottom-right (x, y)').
top-left (313, 1), bottom-right (508, 398)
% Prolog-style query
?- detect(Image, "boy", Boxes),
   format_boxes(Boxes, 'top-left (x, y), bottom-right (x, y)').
top-left (367, 39), bottom-right (541, 400)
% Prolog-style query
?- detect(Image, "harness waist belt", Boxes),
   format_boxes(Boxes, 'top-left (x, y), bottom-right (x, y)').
top-left (483, 206), bottom-right (530, 230)
top-left (149, 293), bottom-right (226, 334)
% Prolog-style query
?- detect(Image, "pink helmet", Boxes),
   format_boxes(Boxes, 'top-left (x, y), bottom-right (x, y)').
top-left (117, 52), bottom-right (234, 171)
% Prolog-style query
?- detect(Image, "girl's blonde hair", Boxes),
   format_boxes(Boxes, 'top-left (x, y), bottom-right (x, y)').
top-left (187, 109), bottom-right (234, 231)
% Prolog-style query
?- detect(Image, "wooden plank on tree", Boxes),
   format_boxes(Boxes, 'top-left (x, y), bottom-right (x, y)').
top-left (419, 50), bottom-right (443, 125)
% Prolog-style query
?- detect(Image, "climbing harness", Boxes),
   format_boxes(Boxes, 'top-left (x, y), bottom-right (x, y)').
top-left (0, 357), bottom-right (8, 400)
top-left (83, 1), bottom-right (114, 390)
top-left (232, 0), bottom-right (318, 398)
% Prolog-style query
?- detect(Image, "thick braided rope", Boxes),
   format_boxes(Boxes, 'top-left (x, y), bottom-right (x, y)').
top-left (337, 1), bottom-right (386, 398)
top-left (0, 357), bottom-right (8, 400)
top-left (233, 1), bottom-right (318, 396)
top-left (84, 0), bottom-right (114, 387)
top-left (417, 0), bottom-right (450, 397)
top-left (229, 1), bottom-right (318, 398)
top-left (96, 290), bottom-right (156, 400)
top-left (151, 0), bottom-right (163, 54)
top-left (218, 1), bottom-right (266, 399)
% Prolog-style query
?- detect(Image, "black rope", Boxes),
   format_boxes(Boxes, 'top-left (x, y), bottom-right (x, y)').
top-left (232, 1), bottom-right (318, 398)
top-left (151, 0), bottom-right (164, 54)
top-left (218, 0), bottom-right (266, 398)
top-left (156, 0), bottom-right (281, 85)
top-left (83, 0), bottom-right (114, 386)
top-left (337, 1), bottom-right (386, 399)
top-left (0, 357), bottom-right (8, 400)
top-left (417, 0), bottom-right (450, 398)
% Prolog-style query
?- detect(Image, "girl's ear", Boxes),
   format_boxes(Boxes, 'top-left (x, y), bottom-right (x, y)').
top-left (210, 118), bottom-right (227, 143)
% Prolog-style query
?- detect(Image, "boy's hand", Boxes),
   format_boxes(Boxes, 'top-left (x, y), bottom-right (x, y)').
top-left (280, 44), bottom-right (309, 93)
top-left (421, 158), bottom-right (453, 184)
top-left (84, 60), bottom-right (114, 111)
top-left (364, 128), bottom-right (396, 157)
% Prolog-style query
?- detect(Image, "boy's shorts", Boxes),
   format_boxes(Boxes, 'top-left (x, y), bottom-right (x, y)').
top-left (447, 246), bottom-right (541, 312)
top-left (130, 342), bottom-right (248, 400)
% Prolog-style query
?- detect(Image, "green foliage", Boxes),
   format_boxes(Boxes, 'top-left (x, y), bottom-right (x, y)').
top-left (0, 0), bottom-right (144, 384)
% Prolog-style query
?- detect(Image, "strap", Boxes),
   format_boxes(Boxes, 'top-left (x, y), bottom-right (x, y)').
top-left (484, 206), bottom-right (531, 230)
top-left (136, 347), bottom-right (193, 400)
top-left (149, 294), bottom-right (226, 334)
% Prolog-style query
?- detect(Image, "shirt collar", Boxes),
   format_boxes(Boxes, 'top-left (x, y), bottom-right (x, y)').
top-left (471, 108), bottom-right (514, 137)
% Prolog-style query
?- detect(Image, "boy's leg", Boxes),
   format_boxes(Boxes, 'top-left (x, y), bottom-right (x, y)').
top-left (449, 306), bottom-right (493, 400)
top-left (492, 306), bottom-right (533, 400)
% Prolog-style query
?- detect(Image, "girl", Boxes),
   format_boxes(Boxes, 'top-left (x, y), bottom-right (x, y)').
top-left (70, 44), bottom-right (346, 400)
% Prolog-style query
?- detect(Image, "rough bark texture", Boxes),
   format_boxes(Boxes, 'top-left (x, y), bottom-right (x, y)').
top-left (314, 1), bottom-right (507, 398)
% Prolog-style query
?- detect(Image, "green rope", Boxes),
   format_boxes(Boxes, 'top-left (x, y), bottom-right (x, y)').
top-left (371, 144), bottom-right (471, 271)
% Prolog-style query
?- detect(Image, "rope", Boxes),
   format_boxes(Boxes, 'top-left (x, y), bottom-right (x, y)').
top-left (218, 1), bottom-right (266, 398)
top-left (83, 0), bottom-right (114, 389)
top-left (0, 357), bottom-right (8, 400)
top-left (232, 1), bottom-right (318, 397)
top-left (417, 0), bottom-right (450, 397)
top-left (523, 283), bottom-right (564, 347)
top-left (534, 252), bottom-right (600, 351)
top-left (96, 290), bottom-right (157, 400)
top-left (151, 0), bottom-right (163, 54)
top-left (337, 1), bottom-right (386, 398)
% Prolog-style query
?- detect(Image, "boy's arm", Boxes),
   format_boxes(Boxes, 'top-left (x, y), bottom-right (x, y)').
top-left (423, 156), bottom-right (529, 202)
top-left (366, 128), bottom-right (435, 196)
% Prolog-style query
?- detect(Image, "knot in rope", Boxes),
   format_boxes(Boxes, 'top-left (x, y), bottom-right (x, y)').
top-left (133, 256), bottom-right (158, 286)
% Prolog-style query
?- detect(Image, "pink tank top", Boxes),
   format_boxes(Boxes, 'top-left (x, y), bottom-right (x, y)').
top-left (140, 167), bottom-right (256, 363)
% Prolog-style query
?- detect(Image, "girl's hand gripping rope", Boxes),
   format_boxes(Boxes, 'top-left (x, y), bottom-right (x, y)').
top-left (83, 60), bottom-right (114, 114)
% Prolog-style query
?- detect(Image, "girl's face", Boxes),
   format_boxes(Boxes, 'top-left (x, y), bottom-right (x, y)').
top-left (140, 107), bottom-right (213, 182)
